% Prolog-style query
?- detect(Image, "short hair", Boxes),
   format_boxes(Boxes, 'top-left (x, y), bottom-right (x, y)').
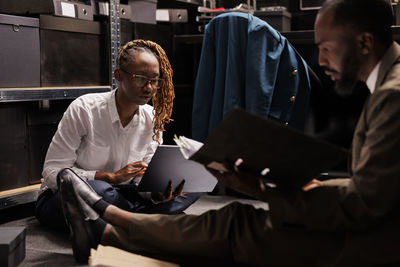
top-left (117, 40), bottom-right (175, 143)
top-left (319, 0), bottom-right (393, 47)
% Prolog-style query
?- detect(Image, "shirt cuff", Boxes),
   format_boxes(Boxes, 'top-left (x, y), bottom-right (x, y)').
top-left (71, 167), bottom-right (96, 181)
top-left (321, 178), bottom-right (351, 187)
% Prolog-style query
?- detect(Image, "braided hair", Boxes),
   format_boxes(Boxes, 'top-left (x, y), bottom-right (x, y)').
top-left (116, 40), bottom-right (174, 143)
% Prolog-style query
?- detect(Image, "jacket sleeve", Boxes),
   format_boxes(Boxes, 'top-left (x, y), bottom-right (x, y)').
top-left (267, 90), bottom-right (400, 232)
top-left (192, 25), bottom-right (216, 142)
top-left (245, 22), bottom-right (283, 117)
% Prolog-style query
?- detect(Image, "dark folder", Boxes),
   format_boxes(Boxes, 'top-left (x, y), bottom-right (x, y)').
top-left (190, 108), bottom-right (349, 187)
top-left (137, 145), bottom-right (218, 192)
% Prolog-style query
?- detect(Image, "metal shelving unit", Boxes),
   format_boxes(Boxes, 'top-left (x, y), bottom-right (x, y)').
top-left (0, 86), bottom-right (112, 102)
top-left (0, 0), bottom-right (121, 209)
top-left (0, 0), bottom-right (121, 101)
top-left (109, 0), bottom-right (121, 90)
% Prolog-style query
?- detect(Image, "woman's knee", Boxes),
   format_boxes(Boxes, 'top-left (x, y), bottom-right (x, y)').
top-left (87, 180), bottom-right (119, 205)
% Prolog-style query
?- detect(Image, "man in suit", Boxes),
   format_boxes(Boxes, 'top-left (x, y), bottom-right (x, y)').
top-left (57, 0), bottom-right (400, 265)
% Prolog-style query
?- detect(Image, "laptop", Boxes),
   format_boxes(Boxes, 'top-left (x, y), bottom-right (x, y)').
top-left (137, 145), bottom-right (218, 192)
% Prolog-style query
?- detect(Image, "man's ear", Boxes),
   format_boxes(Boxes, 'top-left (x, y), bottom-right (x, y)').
top-left (358, 32), bottom-right (374, 55)
top-left (114, 68), bottom-right (122, 81)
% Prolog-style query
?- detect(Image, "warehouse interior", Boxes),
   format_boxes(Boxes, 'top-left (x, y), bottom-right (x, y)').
top-left (1, 0), bottom-right (400, 266)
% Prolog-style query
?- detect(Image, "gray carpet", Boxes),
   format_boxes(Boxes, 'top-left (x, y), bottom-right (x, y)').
top-left (1, 194), bottom-right (268, 266)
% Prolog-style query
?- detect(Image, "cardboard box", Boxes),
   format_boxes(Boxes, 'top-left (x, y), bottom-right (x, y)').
top-left (0, 227), bottom-right (26, 267)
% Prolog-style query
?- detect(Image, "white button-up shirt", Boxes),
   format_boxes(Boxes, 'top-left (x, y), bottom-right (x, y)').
top-left (42, 90), bottom-right (161, 191)
top-left (366, 61), bottom-right (382, 94)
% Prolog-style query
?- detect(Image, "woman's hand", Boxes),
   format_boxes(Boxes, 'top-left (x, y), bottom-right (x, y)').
top-left (151, 180), bottom-right (186, 203)
top-left (96, 161), bottom-right (148, 184)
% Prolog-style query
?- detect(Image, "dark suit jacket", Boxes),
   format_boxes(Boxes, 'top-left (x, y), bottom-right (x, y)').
top-left (267, 42), bottom-right (400, 266)
top-left (192, 12), bottom-right (311, 141)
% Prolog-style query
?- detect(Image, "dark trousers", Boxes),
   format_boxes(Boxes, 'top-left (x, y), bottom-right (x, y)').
top-left (35, 180), bottom-right (201, 230)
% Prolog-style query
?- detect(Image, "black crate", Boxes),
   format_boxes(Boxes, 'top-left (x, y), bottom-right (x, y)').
top-left (0, 14), bottom-right (40, 88)
top-left (0, 227), bottom-right (26, 267)
top-left (39, 15), bottom-right (109, 86)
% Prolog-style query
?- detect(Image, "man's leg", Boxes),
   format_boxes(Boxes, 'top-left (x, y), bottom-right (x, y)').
top-left (100, 201), bottom-right (343, 266)
top-left (100, 203), bottom-right (239, 264)
top-left (58, 168), bottom-right (343, 266)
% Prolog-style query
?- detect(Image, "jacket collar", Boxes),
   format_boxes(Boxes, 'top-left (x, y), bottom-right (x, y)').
top-left (375, 41), bottom-right (400, 90)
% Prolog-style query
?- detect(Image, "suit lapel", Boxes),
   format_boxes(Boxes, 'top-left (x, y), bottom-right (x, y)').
top-left (375, 42), bottom-right (400, 90)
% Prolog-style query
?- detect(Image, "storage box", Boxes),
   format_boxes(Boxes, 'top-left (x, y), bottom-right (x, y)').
top-left (0, 0), bottom-right (94, 21)
top-left (0, 14), bottom-right (40, 88)
top-left (300, 0), bottom-right (326, 10)
top-left (156, 9), bottom-right (188, 23)
top-left (255, 9), bottom-right (292, 32)
top-left (129, 0), bottom-right (157, 24)
top-left (39, 15), bottom-right (109, 86)
top-left (0, 227), bottom-right (26, 267)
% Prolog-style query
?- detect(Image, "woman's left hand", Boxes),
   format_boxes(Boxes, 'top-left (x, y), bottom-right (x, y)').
top-left (151, 180), bottom-right (186, 203)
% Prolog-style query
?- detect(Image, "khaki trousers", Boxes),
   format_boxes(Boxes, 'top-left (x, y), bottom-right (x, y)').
top-left (102, 202), bottom-right (342, 266)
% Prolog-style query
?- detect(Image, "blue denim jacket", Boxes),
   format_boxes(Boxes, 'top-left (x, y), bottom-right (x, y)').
top-left (192, 12), bottom-right (311, 141)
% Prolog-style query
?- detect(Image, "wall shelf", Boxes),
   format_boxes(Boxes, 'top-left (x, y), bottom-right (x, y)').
top-left (0, 86), bottom-right (112, 102)
top-left (0, 184), bottom-right (41, 210)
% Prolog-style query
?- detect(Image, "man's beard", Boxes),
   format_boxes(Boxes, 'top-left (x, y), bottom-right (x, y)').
top-left (334, 42), bottom-right (363, 97)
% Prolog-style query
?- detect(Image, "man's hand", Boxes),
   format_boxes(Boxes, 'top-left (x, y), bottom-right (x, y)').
top-left (95, 161), bottom-right (148, 184)
top-left (207, 159), bottom-right (268, 201)
top-left (151, 180), bottom-right (185, 203)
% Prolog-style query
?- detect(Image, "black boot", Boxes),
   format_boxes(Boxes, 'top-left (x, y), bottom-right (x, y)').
top-left (58, 170), bottom-right (99, 263)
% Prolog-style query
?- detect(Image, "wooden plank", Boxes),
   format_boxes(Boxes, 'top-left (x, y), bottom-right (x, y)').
top-left (0, 184), bottom-right (41, 198)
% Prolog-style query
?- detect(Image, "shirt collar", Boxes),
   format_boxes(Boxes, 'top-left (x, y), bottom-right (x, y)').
top-left (108, 89), bottom-right (141, 128)
top-left (365, 61), bottom-right (382, 94)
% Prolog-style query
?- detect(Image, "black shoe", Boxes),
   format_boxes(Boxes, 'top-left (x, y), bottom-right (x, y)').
top-left (58, 171), bottom-right (98, 263)
top-left (58, 168), bottom-right (102, 205)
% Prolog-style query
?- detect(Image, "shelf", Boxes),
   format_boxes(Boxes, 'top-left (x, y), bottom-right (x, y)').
top-left (174, 34), bottom-right (204, 44)
top-left (0, 184), bottom-right (41, 210)
top-left (174, 26), bottom-right (400, 46)
top-left (173, 31), bottom-right (315, 45)
top-left (0, 86), bottom-right (112, 102)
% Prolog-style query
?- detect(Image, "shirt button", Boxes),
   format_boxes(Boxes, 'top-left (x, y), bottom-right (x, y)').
top-left (290, 96), bottom-right (296, 102)
top-left (292, 69), bottom-right (298, 75)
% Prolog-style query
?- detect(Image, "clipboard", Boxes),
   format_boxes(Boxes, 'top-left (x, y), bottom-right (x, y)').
top-left (189, 108), bottom-right (349, 187)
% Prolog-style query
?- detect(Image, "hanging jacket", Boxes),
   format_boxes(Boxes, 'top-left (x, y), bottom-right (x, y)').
top-left (192, 12), bottom-right (311, 141)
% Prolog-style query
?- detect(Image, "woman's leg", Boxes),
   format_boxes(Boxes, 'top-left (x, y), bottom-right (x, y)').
top-left (35, 189), bottom-right (68, 230)
top-left (131, 192), bottom-right (203, 214)
top-left (87, 180), bottom-right (135, 211)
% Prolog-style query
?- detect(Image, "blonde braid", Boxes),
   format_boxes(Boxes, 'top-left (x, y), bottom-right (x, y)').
top-left (117, 40), bottom-right (174, 143)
